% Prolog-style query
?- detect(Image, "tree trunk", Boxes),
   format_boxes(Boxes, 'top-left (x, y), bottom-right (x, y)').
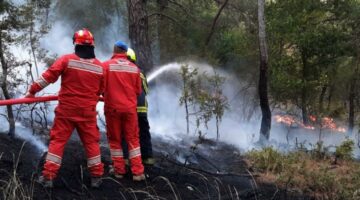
top-left (0, 32), bottom-right (15, 138)
top-left (349, 79), bottom-right (355, 135)
top-left (257, 0), bottom-right (271, 142)
top-left (183, 79), bottom-right (190, 135)
top-left (327, 84), bottom-right (334, 111)
top-left (185, 99), bottom-right (189, 135)
top-left (301, 52), bottom-right (309, 125)
top-left (1, 83), bottom-right (15, 137)
top-left (348, 60), bottom-right (359, 136)
top-left (128, 0), bottom-right (153, 73)
top-left (318, 85), bottom-right (327, 114)
top-left (216, 117), bottom-right (220, 141)
top-left (29, 19), bottom-right (39, 78)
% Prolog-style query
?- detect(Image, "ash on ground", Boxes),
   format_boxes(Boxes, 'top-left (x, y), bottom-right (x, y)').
top-left (0, 133), bottom-right (308, 200)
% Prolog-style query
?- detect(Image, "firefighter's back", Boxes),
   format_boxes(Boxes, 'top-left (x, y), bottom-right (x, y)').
top-left (58, 54), bottom-right (104, 110)
top-left (103, 54), bottom-right (141, 113)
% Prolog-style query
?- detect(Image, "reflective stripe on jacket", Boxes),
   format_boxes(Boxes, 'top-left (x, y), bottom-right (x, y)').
top-left (137, 71), bottom-right (148, 114)
top-left (29, 53), bottom-right (104, 110)
top-left (103, 54), bottom-right (142, 112)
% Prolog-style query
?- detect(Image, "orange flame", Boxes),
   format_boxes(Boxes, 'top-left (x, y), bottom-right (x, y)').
top-left (274, 115), bottom-right (296, 126)
top-left (274, 115), bottom-right (346, 133)
top-left (309, 115), bottom-right (317, 122)
top-left (321, 117), bottom-right (346, 133)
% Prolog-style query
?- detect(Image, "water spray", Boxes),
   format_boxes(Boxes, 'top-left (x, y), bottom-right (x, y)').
top-left (147, 63), bottom-right (183, 83)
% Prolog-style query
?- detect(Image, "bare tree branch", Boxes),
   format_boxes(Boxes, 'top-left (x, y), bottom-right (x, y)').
top-left (205, 0), bottom-right (230, 46)
top-left (148, 12), bottom-right (185, 30)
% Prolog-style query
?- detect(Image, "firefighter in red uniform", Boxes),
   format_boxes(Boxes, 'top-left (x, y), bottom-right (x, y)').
top-left (103, 41), bottom-right (145, 181)
top-left (25, 28), bottom-right (104, 188)
top-left (122, 48), bottom-right (154, 165)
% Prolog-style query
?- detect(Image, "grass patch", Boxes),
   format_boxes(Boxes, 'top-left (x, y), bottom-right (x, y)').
top-left (246, 141), bottom-right (360, 200)
top-left (0, 142), bottom-right (35, 200)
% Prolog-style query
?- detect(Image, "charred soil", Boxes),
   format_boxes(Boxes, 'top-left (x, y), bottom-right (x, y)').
top-left (0, 133), bottom-right (309, 200)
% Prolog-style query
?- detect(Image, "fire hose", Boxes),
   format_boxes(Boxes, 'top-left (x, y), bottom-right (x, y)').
top-left (0, 96), bottom-right (104, 106)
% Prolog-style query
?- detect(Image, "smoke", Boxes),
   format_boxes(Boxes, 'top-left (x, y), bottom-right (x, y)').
top-left (1, 0), bottom-right (130, 152)
top-left (0, 114), bottom-right (47, 153)
top-left (13, 123), bottom-right (48, 153)
top-left (44, 0), bottom-right (129, 60)
top-left (40, 22), bottom-right (74, 57)
top-left (2, 0), bottom-right (358, 158)
top-left (146, 61), bottom-right (360, 157)
top-left (147, 62), bottom-right (260, 150)
top-left (10, 0), bottom-right (26, 6)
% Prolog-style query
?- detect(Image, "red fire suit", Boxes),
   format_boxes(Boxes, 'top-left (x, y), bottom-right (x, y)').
top-left (28, 54), bottom-right (104, 180)
top-left (103, 54), bottom-right (144, 176)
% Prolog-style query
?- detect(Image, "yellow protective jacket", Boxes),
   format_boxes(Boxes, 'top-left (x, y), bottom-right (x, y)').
top-left (137, 71), bottom-right (148, 115)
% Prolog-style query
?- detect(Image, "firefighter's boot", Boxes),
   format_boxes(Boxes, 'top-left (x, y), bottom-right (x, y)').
top-left (133, 174), bottom-right (146, 181)
top-left (91, 177), bottom-right (102, 188)
top-left (37, 175), bottom-right (53, 188)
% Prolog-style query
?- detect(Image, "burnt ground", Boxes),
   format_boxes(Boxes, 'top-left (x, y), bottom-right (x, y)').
top-left (0, 133), bottom-right (310, 200)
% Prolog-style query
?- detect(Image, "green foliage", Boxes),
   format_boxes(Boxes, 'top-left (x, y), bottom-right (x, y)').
top-left (147, 0), bottom-right (258, 66)
top-left (179, 64), bottom-right (228, 139)
top-left (310, 141), bottom-right (331, 160)
top-left (305, 167), bottom-right (340, 198)
top-left (247, 147), bottom-right (285, 173)
top-left (0, 0), bottom-right (51, 136)
top-left (335, 139), bottom-right (354, 160)
top-left (266, 0), bottom-right (360, 124)
top-left (202, 72), bottom-right (229, 140)
top-left (179, 64), bottom-right (199, 107)
top-left (247, 144), bottom-right (360, 200)
top-left (179, 64), bottom-right (199, 134)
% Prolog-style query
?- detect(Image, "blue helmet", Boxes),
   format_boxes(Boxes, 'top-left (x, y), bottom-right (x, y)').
top-left (114, 41), bottom-right (128, 51)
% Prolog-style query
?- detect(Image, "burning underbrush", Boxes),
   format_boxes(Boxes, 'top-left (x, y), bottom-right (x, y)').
top-left (274, 114), bottom-right (346, 133)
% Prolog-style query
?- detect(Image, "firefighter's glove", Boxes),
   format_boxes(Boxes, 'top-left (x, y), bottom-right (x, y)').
top-left (25, 91), bottom-right (35, 98)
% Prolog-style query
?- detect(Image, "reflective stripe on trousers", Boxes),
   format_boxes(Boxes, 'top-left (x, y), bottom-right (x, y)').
top-left (42, 115), bottom-right (104, 180)
top-left (110, 149), bottom-right (124, 158)
top-left (105, 110), bottom-right (144, 175)
top-left (129, 147), bottom-right (141, 159)
top-left (46, 152), bottom-right (62, 166)
top-left (88, 155), bottom-right (102, 167)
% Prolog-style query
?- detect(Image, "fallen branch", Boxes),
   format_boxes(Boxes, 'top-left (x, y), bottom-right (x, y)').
top-left (192, 152), bottom-right (222, 173)
top-left (60, 177), bottom-right (83, 196)
top-left (161, 154), bottom-right (257, 178)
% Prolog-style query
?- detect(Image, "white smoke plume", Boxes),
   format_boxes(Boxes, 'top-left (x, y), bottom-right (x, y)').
top-left (146, 61), bottom-right (360, 157)
top-left (147, 62), bottom-right (260, 149)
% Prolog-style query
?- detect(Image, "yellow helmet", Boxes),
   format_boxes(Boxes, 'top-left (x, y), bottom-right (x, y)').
top-left (126, 48), bottom-right (136, 62)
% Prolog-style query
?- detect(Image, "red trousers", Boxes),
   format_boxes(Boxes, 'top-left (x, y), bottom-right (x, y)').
top-left (105, 108), bottom-right (144, 175)
top-left (43, 107), bottom-right (104, 180)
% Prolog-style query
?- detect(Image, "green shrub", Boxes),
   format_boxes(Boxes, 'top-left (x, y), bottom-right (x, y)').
top-left (310, 141), bottom-right (331, 160)
top-left (335, 140), bottom-right (354, 161)
top-left (247, 143), bottom-right (360, 200)
top-left (247, 147), bottom-right (286, 173)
